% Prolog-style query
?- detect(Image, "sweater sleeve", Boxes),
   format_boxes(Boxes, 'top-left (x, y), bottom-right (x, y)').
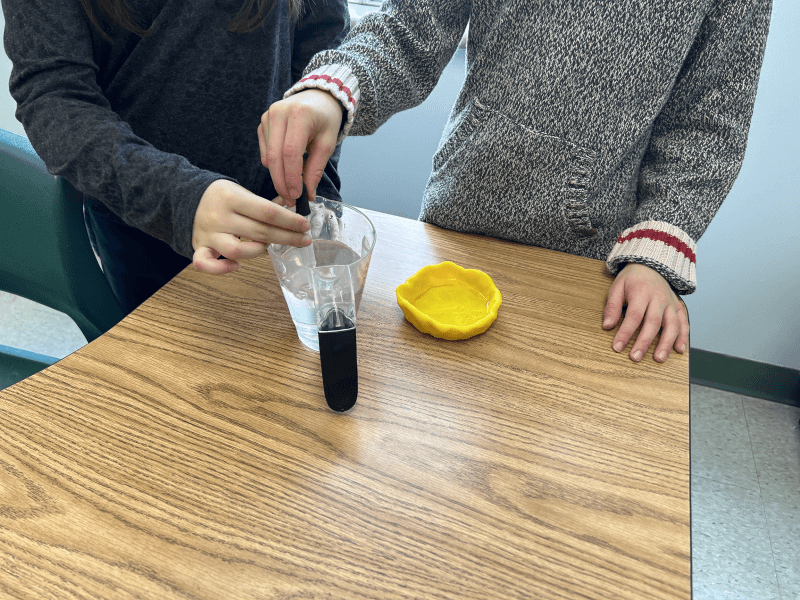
top-left (606, 0), bottom-right (772, 294)
top-left (2, 0), bottom-right (230, 259)
top-left (284, 0), bottom-right (470, 144)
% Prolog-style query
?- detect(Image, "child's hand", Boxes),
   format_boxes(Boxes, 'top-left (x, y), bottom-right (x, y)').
top-left (191, 179), bottom-right (311, 275)
top-left (258, 89), bottom-right (344, 203)
top-left (602, 263), bottom-right (689, 363)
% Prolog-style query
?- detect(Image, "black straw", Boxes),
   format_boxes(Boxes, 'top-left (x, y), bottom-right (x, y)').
top-left (296, 183), bottom-right (310, 217)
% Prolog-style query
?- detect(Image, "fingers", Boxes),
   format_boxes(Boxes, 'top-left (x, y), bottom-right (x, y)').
top-left (192, 246), bottom-right (239, 275)
top-left (304, 129), bottom-right (337, 200)
top-left (627, 302), bottom-right (664, 362)
top-left (260, 90), bottom-right (345, 203)
top-left (282, 107), bottom-right (312, 202)
top-left (231, 210), bottom-right (312, 248)
top-left (192, 235), bottom-right (273, 276)
top-left (209, 234), bottom-right (268, 262)
top-left (193, 181), bottom-right (311, 273)
top-left (262, 107), bottom-right (292, 203)
top-left (227, 184), bottom-right (310, 235)
top-left (262, 102), bottom-right (313, 205)
top-left (653, 305), bottom-right (680, 363)
top-left (257, 122), bottom-right (268, 169)
top-left (612, 285), bottom-right (646, 350)
top-left (211, 209), bottom-right (311, 256)
top-left (253, 199), bottom-right (311, 238)
top-left (606, 263), bottom-right (691, 363)
top-left (674, 303), bottom-right (690, 355)
top-left (603, 278), bottom-right (626, 329)
top-left (271, 194), bottom-right (288, 208)
top-left (610, 296), bottom-right (688, 363)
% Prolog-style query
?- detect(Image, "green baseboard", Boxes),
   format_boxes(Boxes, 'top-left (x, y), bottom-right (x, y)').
top-left (690, 348), bottom-right (800, 407)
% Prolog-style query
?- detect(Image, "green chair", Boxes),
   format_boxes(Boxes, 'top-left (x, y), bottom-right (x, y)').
top-left (0, 127), bottom-right (125, 390)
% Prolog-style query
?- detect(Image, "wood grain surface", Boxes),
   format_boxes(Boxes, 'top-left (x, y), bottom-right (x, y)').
top-left (0, 209), bottom-right (690, 599)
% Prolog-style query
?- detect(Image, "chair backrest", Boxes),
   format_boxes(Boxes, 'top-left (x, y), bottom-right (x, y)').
top-left (0, 127), bottom-right (125, 344)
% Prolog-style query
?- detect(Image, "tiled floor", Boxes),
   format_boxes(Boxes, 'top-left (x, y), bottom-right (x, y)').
top-left (0, 291), bottom-right (87, 358)
top-left (1, 299), bottom-right (798, 599)
top-left (691, 384), bottom-right (800, 600)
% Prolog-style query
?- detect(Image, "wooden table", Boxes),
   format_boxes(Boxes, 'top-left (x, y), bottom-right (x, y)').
top-left (0, 209), bottom-right (690, 599)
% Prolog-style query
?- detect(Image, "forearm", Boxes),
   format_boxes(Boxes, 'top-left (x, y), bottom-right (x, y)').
top-left (18, 93), bottom-right (227, 258)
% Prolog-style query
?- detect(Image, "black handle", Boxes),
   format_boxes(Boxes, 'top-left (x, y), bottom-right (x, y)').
top-left (318, 309), bottom-right (358, 412)
top-left (296, 183), bottom-right (310, 217)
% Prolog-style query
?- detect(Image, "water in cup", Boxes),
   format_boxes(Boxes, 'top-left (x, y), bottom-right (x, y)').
top-left (274, 239), bottom-right (367, 351)
top-left (269, 198), bottom-right (375, 352)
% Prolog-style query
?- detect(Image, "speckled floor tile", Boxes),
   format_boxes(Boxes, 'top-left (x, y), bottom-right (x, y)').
top-left (762, 492), bottom-right (800, 600)
top-left (0, 291), bottom-right (87, 358)
top-left (691, 385), bottom-right (749, 432)
top-left (747, 408), bottom-right (800, 494)
top-left (691, 384), bottom-right (760, 491)
top-left (692, 474), bottom-right (782, 600)
top-left (744, 398), bottom-right (800, 600)
top-left (744, 397), bottom-right (800, 450)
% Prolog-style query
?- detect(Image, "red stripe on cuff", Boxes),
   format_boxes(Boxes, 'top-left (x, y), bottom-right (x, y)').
top-left (299, 74), bottom-right (356, 107)
top-left (616, 229), bottom-right (696, 263)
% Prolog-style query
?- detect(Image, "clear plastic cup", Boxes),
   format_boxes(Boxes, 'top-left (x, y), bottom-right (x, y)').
top-left (268, 198), bottom-right (376, 352)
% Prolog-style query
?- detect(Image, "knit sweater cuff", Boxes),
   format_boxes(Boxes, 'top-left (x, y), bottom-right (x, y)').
top-left (284, 65), bottom-right (360, 145)
top-left (606, 220), bottom-right (698, 295)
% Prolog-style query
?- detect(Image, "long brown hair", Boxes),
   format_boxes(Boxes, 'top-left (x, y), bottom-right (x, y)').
top-left (79, 0), bottom-right (304, 41)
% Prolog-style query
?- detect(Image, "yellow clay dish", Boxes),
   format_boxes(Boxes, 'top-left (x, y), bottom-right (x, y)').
top-left (396, 261), bottom-right (502, 340)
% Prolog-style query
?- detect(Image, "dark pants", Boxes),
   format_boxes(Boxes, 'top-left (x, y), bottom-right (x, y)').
top-left (82, 197), bottom-right (191, 315)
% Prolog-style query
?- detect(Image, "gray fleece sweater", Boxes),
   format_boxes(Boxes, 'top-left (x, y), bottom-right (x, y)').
top-left (286, 0), bottom-right (772, 294)
top-left (2, 0), bottom-right (349, 260)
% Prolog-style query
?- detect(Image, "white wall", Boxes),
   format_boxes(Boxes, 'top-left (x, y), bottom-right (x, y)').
top-left (2, 3), bottom-right (798, 370)
top-left (681, 0), bottom-right (800, 370)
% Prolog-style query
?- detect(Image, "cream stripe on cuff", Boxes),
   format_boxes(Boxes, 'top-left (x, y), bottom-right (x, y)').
top-left (284, 64), bottom-right (360, 145)
top-left (606, 220), bottom-right (698, 294)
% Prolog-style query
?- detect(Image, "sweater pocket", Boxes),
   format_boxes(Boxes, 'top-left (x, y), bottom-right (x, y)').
top-left (424, 101), bottom-right (601, 245)
top-left (431, 99), bottom-right (490, 173)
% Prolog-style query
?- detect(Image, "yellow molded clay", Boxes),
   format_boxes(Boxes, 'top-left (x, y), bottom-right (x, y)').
top-left (396, 261), bottom-right (502, 340)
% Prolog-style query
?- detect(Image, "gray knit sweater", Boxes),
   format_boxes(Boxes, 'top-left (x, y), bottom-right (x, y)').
top-left (286, 0), bottom-right (772, 294)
